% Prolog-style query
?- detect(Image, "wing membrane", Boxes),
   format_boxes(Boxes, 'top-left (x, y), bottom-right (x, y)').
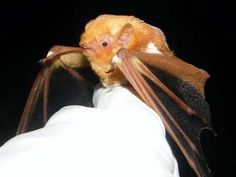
top-left (17, 46), bottom-right (95, 135)
top-left (115, 48), bottom-right (213, 177)
top-left (16, 67), bottom-right (49, 134)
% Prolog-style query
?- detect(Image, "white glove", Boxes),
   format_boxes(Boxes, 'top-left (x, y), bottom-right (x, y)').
top-left (0, 85), bottom-right (179, 177)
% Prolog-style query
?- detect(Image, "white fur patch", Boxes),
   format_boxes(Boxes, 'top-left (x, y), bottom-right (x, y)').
top-left (145, 42), bottom-right (162, 55)
top-left (112, 55), bottom-right (122, 64)
top-left (47, 51), bottom-right (54, 57)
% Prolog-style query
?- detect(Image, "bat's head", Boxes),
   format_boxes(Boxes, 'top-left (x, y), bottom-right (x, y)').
top-left (79, 14), bottom-right (139, 86)
top-left (80, 14), bottom-right (137, 58)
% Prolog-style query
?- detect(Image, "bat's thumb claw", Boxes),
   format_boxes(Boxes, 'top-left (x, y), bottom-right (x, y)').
top-left (38, 50), bottom-right (57, 65)
top-left (38, 56), bottom-right (54, 65)
top-left (117, 48), bottom-right (130, 59)
top-left (38, 58), bottom-right (47, 64)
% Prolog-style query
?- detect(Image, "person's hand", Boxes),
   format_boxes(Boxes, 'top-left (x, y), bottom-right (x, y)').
top-left (0, 85), bottom-right (179, 177)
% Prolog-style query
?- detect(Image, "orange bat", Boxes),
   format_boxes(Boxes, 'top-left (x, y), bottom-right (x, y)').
top-left (17, 14), bottom-right (214, 177)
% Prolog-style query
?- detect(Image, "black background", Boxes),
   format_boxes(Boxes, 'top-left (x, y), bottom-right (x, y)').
top-left (0, 0), bottom-right (235, 177)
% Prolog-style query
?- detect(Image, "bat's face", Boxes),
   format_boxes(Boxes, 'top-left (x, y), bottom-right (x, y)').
top-left (79, 15), bottom-right (135, 86)
top-left (80, 31), bottom-right (121, 86)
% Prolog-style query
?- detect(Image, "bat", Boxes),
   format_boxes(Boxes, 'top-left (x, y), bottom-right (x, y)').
top-left (16, 14), bottom-right (214, 177)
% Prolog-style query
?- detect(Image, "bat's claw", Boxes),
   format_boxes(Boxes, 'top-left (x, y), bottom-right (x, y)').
top-left (38, 53), bottom-right (56, 65)
top-left (38, 57), bottom-right (51, 65)
top-left (117, 48), bottom-right (131, 60)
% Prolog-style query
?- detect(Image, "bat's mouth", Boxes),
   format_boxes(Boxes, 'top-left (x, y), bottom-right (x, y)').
top-left (105, 67), bottom-right (115, 73)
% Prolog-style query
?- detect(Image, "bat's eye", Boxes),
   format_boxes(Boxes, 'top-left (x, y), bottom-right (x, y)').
top-left (102, 42), bottom-right (108, 47)
top-left (101, 35), bottom-right (113, 47)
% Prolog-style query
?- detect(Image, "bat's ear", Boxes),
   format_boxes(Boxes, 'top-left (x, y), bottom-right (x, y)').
top-left (118, 23), bottom-right (134, 47)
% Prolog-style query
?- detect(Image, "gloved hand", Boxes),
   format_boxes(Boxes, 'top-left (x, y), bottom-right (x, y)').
top-left (0, 85), bottom-right (179, 177)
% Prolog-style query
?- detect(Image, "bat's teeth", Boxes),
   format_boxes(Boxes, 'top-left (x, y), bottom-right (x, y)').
top-left (46, 51), bottom-right (54, 57)
top-left (112, 55), bottom-right (122, 64)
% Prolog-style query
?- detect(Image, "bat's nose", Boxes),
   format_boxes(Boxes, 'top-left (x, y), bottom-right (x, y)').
top-left (80, 43), bottom-right (90, 49)
top-left (80, 43), bottom-right (94, 57)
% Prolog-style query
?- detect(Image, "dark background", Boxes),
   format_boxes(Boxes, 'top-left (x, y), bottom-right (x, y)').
top-left (0, 0), bottom-right (235, 177)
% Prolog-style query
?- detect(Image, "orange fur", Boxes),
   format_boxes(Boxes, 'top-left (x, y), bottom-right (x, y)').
top-left (80, 14), bottom-right (170, 86)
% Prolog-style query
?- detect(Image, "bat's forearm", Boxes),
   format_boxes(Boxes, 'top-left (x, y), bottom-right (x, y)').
top-left (129, 50), bottom-right (209, 96)
top-left (133, 51), bottom-right (209, 80)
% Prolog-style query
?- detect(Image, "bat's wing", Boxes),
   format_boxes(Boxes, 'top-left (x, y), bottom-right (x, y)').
top-left (114, 48), bottom-right (214, 177)
top-left (16, 46), bottom-right (97, 135)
